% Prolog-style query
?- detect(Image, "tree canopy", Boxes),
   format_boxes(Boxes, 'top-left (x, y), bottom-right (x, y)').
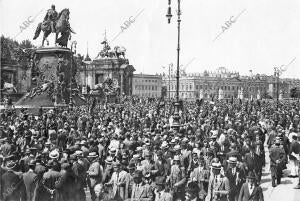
top-left (1, 35), bottom-right (35, 68)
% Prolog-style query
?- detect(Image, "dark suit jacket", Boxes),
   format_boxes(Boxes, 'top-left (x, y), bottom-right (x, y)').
top-left (23, 170), bottom-right (37, 201)
top-left (42, 169), bottom-right (61, 201)
top-left (1, 170), bottom-right (26, 201)
top-left (226, 167), bottom-right (246, 195)
top-left (154, 159), bottom-right (171, 178)
top-left (244, 153), bottom-right (261, 172)
top-left (72, 161), bottom-right (87, 189)
top-left (238, 183), bottom-right (264, 201)
top-left (269, 146), bottom-right (285, 167)
top-left (55, 169), bottom-right (76, 201)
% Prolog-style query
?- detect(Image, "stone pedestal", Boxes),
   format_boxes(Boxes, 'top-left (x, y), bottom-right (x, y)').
top-left (257, 89), bottom-right (261, 100)
top-left (218, 89), bottom-right (224, 100)
top-left (199, 89), bottom-right (204, 99)
top-left (16, 47), bottom-right (85, 107)
top-left (279, 90), bottom-right (283, 100)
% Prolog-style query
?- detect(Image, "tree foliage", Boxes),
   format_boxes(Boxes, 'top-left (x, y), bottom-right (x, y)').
top-left (1, 35), bottom-right (35, 68)
top-left (290, 87), bottom-right (300, 98)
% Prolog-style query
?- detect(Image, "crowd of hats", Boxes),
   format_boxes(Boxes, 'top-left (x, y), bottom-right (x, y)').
top-left (0, 98), bottom-right (299, 198)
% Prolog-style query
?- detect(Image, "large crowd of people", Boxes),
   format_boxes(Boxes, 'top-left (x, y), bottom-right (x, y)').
top-left (0, 97), bottom-right (300, 201)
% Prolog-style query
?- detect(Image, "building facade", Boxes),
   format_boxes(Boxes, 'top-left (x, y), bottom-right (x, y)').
top-left (162, 67), bottom-right (299, 101)
top-left (78, 41), bottom-right (135, 97)
top-left (1, 61), bottom-right (31, 101)
top-left (132, 73), bottom-right (162, 97)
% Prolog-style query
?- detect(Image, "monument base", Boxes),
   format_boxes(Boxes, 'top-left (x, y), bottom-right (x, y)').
top-left (15, 46), bottom-right (86, 108)
top-left (15, 93), bottom-right (86, 108)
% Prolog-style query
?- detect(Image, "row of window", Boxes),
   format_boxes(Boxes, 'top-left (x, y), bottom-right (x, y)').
top-left (168, 92), bottom-right (194, 98)
top-left (167, 84), bottom-right (266, 91)
top-left (134, 93), bottom-right (160, 97)
top-left (134, 79), bottom-right (159, 83)
top-left (167, 92), bottom-right (257, 99)
top-left (134, 85), bottom-right (158, 91)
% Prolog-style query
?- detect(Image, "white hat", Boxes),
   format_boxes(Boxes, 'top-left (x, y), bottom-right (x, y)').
top-left (227, 156), bottom-right (238, 164)
top-left (192, 148), bottom-right (198, 154)
top-left (49, 150), bottom-right (59, 159)
top-left (109, 148), bottom-right (117, 154)
top-left (211, 162), bottom-right (222, 169)
top-left (174, 145), bottom-right (181, 151)
top-left (161, 141), bottom-right (169, 148)
top-left (75, 150), bottom-right (83, 156)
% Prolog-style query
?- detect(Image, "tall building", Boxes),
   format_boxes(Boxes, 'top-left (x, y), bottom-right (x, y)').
top-left (132, 73), bottom-right (162, 97)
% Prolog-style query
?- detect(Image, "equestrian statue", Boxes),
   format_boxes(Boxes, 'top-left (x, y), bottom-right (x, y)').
top-left (33, 5), bottom-right (75, 47)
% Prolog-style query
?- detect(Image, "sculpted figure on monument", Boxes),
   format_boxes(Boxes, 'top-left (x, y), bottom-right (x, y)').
top-left (33, 5), bottom-right (75, 47)
top-left (57, 56), bottom-right (66, 102)
top-left (114, 46), bottom-right (126, 58)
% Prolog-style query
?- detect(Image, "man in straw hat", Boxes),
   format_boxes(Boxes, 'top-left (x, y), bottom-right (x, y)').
top-left (42, 160), bottom-right (61, 201)
top-left (225, 157), bottom-right (246, 201)
top-left (168, 155), bottom-right (186, 201)
top-left (102, 156), bottom-right (114, 184)
top-left (125, 162), bottom-right (136, 199)
top-left (205, 162), bottom-right (230, 201)
top-left (105, 161), bottom-right (127, 200)
top-left (87, 152), bottom-right (103, 201)
top-left (189, 156), bottom-right (210, 198)
top-left (238, 171), bottom-right (264, 201)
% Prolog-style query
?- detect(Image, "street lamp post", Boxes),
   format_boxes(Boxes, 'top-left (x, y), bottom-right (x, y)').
top-left (169, 63), bottom-right (171, 102)
top-left (274, 67), bottom-right (280, 103)
top-left (69, 41), bottom-right (77, 109)
top-left (163, 63), bottom-right (173, 102)
top-left (166, 0), bottom-right (181, 131)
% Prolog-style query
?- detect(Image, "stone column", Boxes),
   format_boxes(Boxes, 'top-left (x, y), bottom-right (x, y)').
top-left (88, 71), bottom-right (93, 88)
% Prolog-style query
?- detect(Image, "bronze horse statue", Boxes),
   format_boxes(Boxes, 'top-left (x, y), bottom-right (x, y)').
top-left (33, 8), bottom-right (75, 47)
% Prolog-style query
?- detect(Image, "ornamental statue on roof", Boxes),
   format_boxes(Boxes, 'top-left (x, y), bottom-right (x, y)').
top-left (96, 30), bottom-right (126, 59)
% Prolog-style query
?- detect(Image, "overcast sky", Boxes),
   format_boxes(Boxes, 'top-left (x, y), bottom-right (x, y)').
top-left (1, 0), bottom-right (300, 78)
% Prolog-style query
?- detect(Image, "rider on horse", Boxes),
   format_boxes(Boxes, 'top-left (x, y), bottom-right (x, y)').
top-left (44, 5), bottom-right (58, 33)
top-left (33, 5), bottom-right (74, 46)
